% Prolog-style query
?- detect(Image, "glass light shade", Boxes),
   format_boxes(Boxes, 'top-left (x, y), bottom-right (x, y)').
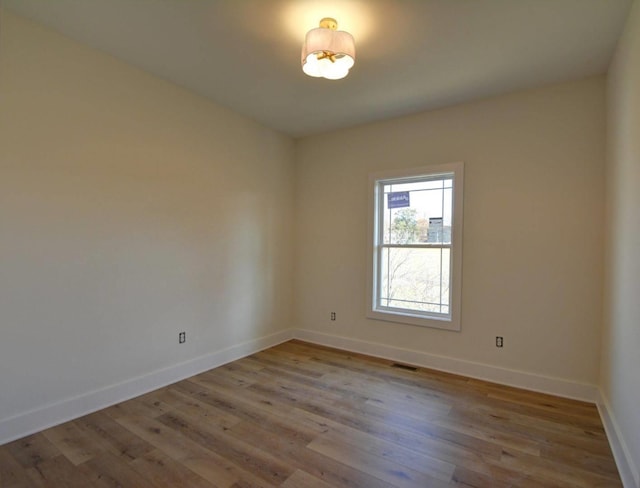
top-left (301, 26), bottom-right (355, 80)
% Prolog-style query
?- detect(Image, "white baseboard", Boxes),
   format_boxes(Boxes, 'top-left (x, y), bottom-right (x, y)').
top-left (0, 329), bottom-right (294, 446)
top-left (293, 329), bottom-right (598, 402)
top-left (597, 390), bottom-right (640, 488)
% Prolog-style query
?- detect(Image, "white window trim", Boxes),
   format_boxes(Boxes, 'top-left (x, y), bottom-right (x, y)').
top-left (366, 162), bottom-right (464, 331)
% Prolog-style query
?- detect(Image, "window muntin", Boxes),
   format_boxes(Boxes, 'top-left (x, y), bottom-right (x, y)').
top-left (368, 163), bottom-right (463, 330)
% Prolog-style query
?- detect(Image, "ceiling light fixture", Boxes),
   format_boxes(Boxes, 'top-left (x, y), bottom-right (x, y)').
top-left (301, 18), bottom-right (355, 80)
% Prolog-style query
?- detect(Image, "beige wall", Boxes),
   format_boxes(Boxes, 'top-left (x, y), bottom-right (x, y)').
top-left (295, 77), bottom-right (606, 385)
top-left (0, 12), bottom-right (294, 423)
top-left (603, 0), bottom-right (640, 484)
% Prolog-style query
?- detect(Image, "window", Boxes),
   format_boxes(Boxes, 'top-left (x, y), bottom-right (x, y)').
top-left (367, 163), bottom-right (463, 330)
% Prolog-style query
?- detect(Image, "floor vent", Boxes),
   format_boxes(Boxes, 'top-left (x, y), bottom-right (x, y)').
top-left (391, 363), bottom-right (418, 372)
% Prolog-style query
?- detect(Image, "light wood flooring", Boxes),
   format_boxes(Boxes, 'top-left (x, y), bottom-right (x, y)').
top-left (0, 340), bottom-right (622, 487)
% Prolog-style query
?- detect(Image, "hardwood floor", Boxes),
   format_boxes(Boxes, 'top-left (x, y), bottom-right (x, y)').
top-left (0, 340), bottom-right (622, 487)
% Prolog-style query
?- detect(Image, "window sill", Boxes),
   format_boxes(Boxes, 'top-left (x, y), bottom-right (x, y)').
top-left (367, 308), bottom-right (460, 331)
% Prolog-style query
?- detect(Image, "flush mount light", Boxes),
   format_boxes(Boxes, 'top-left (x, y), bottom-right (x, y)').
top-left (301, 17), bottom-right (355, 80)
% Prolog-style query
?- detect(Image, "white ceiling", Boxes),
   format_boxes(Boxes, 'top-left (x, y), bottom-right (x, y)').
top-left (2, 0), bottom-right (633, 137)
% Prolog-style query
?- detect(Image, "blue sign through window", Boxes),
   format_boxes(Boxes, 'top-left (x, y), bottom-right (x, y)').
top-left (388, 191), bottom-right (410, 209)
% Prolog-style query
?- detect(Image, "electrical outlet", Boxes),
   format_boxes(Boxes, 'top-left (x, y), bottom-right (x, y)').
top-left (330, 312), bottom-right (336, 321)
top-left (179, 332), bottom-right (186, 344)
top-left (496, 336), bottom-right (503, 348)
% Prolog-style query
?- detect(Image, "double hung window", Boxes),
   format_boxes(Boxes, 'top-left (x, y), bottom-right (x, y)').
top-left (367, 163), bottom-right (463, 330)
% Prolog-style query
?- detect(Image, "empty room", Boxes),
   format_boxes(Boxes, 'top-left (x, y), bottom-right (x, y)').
top-left (0, 1), bottom-right (639, 487)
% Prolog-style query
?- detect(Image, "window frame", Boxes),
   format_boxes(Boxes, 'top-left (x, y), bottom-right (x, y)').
top-left (366, 162), bottom-right (464, 331)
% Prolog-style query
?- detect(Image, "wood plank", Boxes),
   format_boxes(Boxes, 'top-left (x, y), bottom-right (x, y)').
top-left (450, 465), bottom-right (542, 488)
top-left (492, 446), bottom-right (623, 487)
top-left (448, 402), bottom-right (612, 455)
top-left (289, 406), bottom-right (501, 479)
top-left (24, 455), bottom-right (98, 488)
top-left (168, 379), bottom-right (320, 444)
top-left (72, 410), bottom-right (155, 462)
top-left (308, 433), bottom-right (451, 488)
top-left (154, 409), bottom-right (294, 485)
top-left (431, 410), bottom-right (542, 456)
top-left (317, 426), bottom-right (456, 482)
top-left (281, 469), bottom-right (338, 488)
top-left (77, 451), bottom-right (159, 488)
top-left (154, 388), bottom-right (243, 429)
top-left (41, 421), bottom-right (100, 465)
top-left (128, 449), bottom-right (215, 488)
top-left (112, 413), bottom-right (274, 487)
top-left (5, 434), bottom-right (59, 470)
top-left (539, 442), bottom-right (619, 478)
top-left (103, 391), bottom-right (174, 420)
top-left (0, 447), bottom-right (39, 488)
top-left (226, 419), bottom-right (396, 488)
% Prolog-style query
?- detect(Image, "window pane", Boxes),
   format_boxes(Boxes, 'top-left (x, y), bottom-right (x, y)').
top-left (384, 207), bottom-right (425, 244)
top-left (380, 247), bottom-right (450, 314)
top-left (443, 188), bottom-right (453, 227)
top-left (441, 247), bottom-right (450, 306)
top-left (383, 178), bottom-right (452, 245)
